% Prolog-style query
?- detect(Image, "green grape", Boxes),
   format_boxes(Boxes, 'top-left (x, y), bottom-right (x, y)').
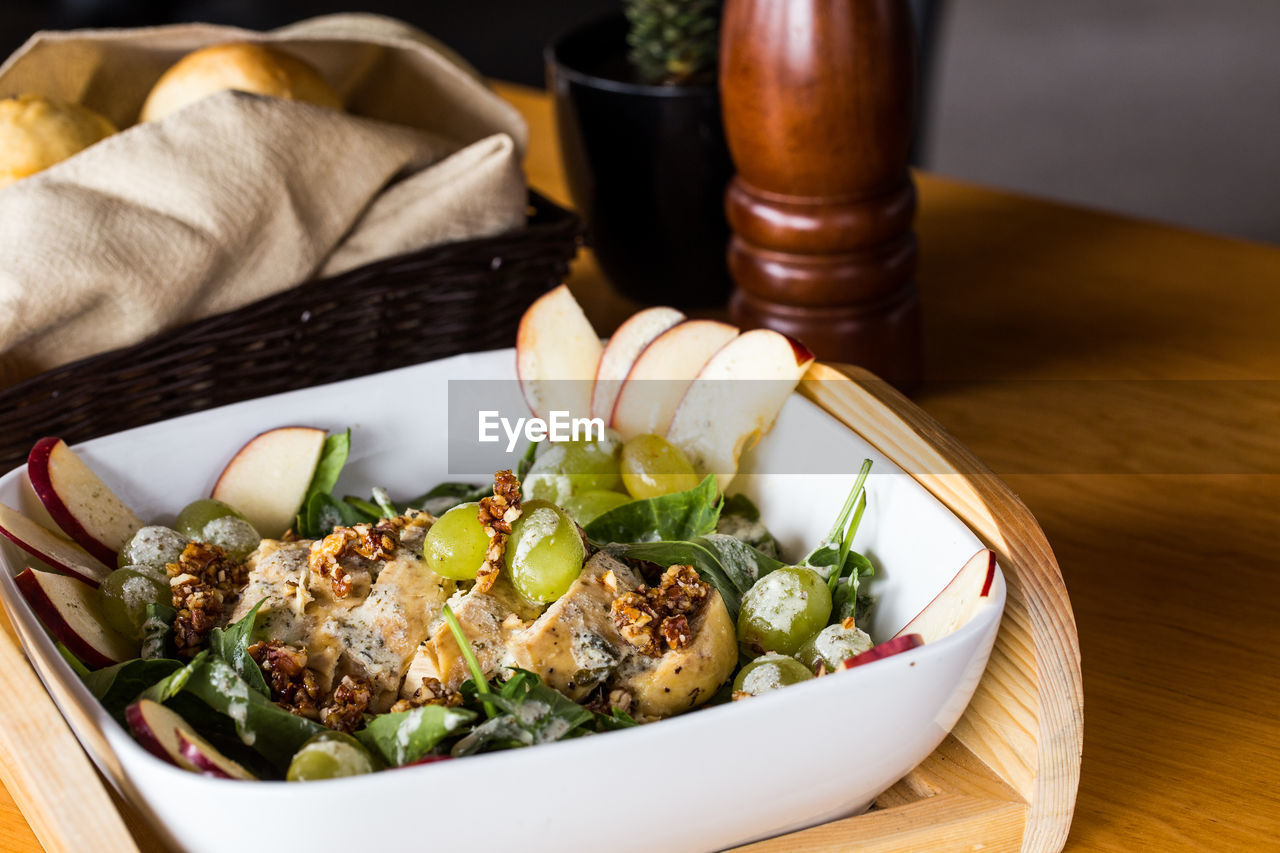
top-left (795, 622), bottom-right (874, 672)
top-left (737, 566), bottom-right (833, 656)
top-left (99, 568), bottom-right (169, 639)
top-left (286, 731), bottom-right (376, 781)
top-left (523, 434), bottom-right (623, 504)
top-left (559, 490), bottom-right (631, 526)
top-left (117, 525), bottom-right (187, 571)
top-left (732, 652), bottom-right (814, 696)
top-left (423, 502), bottom-right (489, 580)
top-left (200, 516), bottom-right (261, 561)
top-left (174, 499), bottom-right (247, 541)
top-left (505, 500), bottom-right (586, 603)
top-left (620, 434), bottom-right (701, 499)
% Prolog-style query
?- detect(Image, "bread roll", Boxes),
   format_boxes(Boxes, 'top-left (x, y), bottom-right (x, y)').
top-left (0, 94), bottom-right (118, 189)
top-left (140, 42), bottom-right (342, 123)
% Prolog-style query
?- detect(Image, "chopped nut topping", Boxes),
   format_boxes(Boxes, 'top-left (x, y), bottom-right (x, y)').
top-left (611, 565), bottom-right (711, 657)
top-left (731, 690), bottom-right (752, 702)
top-left (248, 640), bottom-right (321, 719)
top-left (475, 470), bottom-right (522, 594)
top-left (167, 541), bottom-right (248, 656)
top-left (389, 677), bottom-right (463, 713)
top-left (841, 615), bottom-right (858, 630)
top-left (308, 522), bottom-right (399, 598)
top-left (320, 675), bottom-right (373, 733)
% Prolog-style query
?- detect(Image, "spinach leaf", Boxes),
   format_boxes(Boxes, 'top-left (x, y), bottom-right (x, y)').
top-left (610, 533), bottom-right (784, 619)
top-left (299, 491), bottom-right (367, 538)
top-left (139, 602), bottom-right (176, 660)
top-left (342, 495), bottom-right (384, 520)
top-left (355, 705), bottom-right (476, 766)
top-left (585, 475), bottom-right (722, 545)
top-left (141, 651), bottom-right (323, 769)
top-left (716, 493), bottom-right (780, 557)
top-left (407, 482), bottom-right (491, 516)
top-left (307, 430), bottom-right (350, 500)
top-left (83, 658), bottom-right (183, 724)
top-left (516, 440), bottom-right (538, 482)
top-left (206, 599), bottom-right (269, 698)
top-left (55, 642), bottom-right (90, 678)
top-left (451, 669), bottom-right (594, 757)
top-left (594, 708), bottom-right (639, 732)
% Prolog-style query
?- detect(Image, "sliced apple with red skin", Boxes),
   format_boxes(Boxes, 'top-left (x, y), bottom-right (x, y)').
top-left (15, 568), bottom-right (135, 668)
top-left (589, 306), bottom-right (685, 422)
top-left (177, 730), bottom-right (256, 780)
top-left (666, 329), bottom-right (815, 490)
top-left (893, 549), bottom-right (998, 644)
top-left (0, 503), bottom-right (112, 586)
top-left (210, 426), bottom-right (327, 539)
top-left (839, 633), bottom-right (924, 669)
top-left (126, 699), bottom-right (256, 779)
top-left (610, 319), bottom-right (739, 440)
top-left (26, 437), bottom-right (143, 567)
top-left (517, 284), bottom-right (603, 421)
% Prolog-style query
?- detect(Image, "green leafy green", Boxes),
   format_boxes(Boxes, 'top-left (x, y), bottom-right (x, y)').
top-left (796, 459), bottom-right (877, 624)
top-left (142, 651), bottom-right (323, 769)
top-left (371, 487), bottom-right (398, 519)
top-left (407, 482), bottom-right (491, 516)
top-left (451, 669), bottom-right (594, 757)
top-left (516, 440), bottom-right (539, 482)
top-left (342, 495), bottom-right (383, 520)
top-left (308, 430), bottom-right (350, 500)
top-left (355, 705), bottom-right (476, 766)
top-left (585, 475), bottom-right (722, 545)
top-left (299, 491), bottom-right (367, 538)
top-left (139, 602), bottom-right (176, 660)
top-left (293, 430), bottom-right (353, 537)
top-left (206, 599), bottom-right (269, 698)
top-left (607, 533), bottom-right (784, 619)
top-left (716, 493), bottom-right (780, 557)
top-left (82, 658), bottom-right (183, 723)
top-left (594, 707), bottom-right (639, 732)
top-left (55, 642), bottom-right (90, 678)
top-left (441, 602), bottom-right (494, 717)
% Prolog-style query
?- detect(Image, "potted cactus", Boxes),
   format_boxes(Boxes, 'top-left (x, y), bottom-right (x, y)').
top-left (547, 1), bottom-right (733, 308)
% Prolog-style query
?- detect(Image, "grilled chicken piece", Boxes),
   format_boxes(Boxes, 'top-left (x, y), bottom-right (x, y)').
top-left (404, 572), bottom-right (540, 693)
top-left (613, 589), bottom-right (737, 718)
top-left (508, 552), bottom-right (642, 700)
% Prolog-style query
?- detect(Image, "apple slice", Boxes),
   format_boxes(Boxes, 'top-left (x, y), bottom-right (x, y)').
top-left (26, 437), bottom-right (144, 567)
top-left (589, 306), bottom-right (685, 422)
top-left (610, 320), bottom-right (739, 440)
top-left (0, 503), bottom-right (112, 586)
top-left (893, 549), bottom-right (998, 644)
top-left (517, 284), bottom-right (603, 421)
top-left (839, 634), bottom-right (925, 669)
top-left (178, 730), bottom-right (256, 780)
top-left (15, 568), bottom-right (136, 668)
top-left (126, 699), bottom-right (256, 779)
top-left (666, 329), bottom-right (815, 490)
top-left (211, 426), bottom-right (327, 538)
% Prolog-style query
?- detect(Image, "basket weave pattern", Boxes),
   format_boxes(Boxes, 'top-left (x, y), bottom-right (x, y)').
top-left (0, 192), bottom-right (580, 474)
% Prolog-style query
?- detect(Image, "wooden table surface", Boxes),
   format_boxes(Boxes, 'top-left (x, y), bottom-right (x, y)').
top-left (3, 81), bottom-right (1278, 852)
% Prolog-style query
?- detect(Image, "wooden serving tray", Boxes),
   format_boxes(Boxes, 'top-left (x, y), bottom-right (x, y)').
top-left (734, 364), bottom-right (1083, 853)
top-left (0, 363), bottom-right (1081, 853)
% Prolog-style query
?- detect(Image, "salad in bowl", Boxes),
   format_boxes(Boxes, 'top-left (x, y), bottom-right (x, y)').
top-left (0, 287), bottom-right (1002, 849)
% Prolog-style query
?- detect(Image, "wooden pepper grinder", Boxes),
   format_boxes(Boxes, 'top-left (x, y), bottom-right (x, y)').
top-left (720, 0), bottom-right (921, 386)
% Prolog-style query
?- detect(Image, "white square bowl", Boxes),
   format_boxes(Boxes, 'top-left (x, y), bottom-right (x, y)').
top-left (0, 348), bottom-right (1004, 853)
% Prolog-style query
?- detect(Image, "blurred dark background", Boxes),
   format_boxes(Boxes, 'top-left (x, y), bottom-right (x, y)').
top-left (4, 0), bottom-right (1277, 243)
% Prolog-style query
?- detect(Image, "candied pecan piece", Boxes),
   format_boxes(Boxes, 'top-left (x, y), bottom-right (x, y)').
top-left (611, 564), bottom-right (711, 657)
top-left (474, 470), bottom-right (523, 594)
top-left (167, 541), bottom-right (247, 656)
top-left (248, 640), bottom-right (321, 719)
top-left (390, 677), bottom-right (463, 713)
top-left (320, 675), bottom-right (373, 733)
top-left (308, 521), bottom-right (399, 598)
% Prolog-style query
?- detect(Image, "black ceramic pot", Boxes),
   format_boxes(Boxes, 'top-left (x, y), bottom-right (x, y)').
top-left (546, 14), bottom-right (734, 309)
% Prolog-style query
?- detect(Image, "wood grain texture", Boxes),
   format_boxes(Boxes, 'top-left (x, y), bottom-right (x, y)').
top-left (0, 617), bottom-right (138, 853)
top-left (1, 80), bottom-right (1277, 853)
top-left (719, 0), bottom-right (922, 381)
top-left (494, 83), bottom-right (1280, 851)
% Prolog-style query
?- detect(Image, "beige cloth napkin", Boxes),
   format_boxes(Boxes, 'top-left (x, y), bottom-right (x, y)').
top-left (0, 13), bottom-right (529, 387)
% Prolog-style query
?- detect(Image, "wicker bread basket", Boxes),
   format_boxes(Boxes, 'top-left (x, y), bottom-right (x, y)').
top-left (0, 191), bottom-right (580, 474)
